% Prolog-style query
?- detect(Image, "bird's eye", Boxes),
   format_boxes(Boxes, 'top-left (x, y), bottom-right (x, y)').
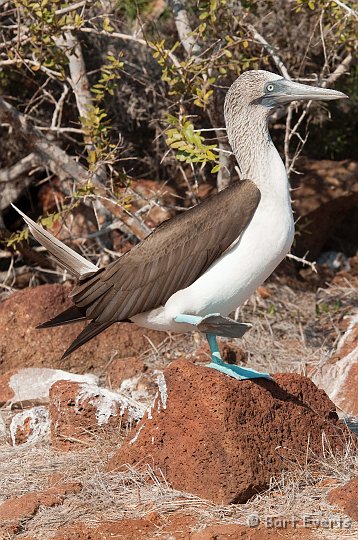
top-left (266, 84), bottom-right (274, 92)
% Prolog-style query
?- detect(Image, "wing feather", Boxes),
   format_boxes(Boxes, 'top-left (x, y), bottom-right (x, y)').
top-left (71, 180), bottom-right (261, 323)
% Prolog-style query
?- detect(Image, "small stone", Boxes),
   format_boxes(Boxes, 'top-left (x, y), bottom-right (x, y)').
top-left (257, 286), bottom-right (272, 299)
top-left (108, 359), bottom-right (351, 504)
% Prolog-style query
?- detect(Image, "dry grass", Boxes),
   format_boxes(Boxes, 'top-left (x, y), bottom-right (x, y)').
top-left (0, 432), bottom-right (356, 539)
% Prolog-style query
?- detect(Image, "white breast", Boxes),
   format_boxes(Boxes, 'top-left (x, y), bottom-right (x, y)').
top-left (132, 144), bottom-right (294, 332)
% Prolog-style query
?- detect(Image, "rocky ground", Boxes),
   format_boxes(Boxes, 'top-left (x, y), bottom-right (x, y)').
top-left (0, 158), bottom-right (357, 539)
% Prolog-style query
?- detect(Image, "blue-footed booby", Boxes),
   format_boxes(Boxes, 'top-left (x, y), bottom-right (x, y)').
top-left (14, 70), bottom-right (347, 379)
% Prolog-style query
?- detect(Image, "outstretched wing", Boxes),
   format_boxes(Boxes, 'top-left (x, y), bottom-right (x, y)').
top-left (72, 179), bottom-right (261, 323)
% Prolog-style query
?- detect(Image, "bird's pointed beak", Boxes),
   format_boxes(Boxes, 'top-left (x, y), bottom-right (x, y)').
top-left (271, 79), bottom-right (348, 104)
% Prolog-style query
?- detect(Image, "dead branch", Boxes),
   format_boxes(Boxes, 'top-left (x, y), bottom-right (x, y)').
top-left (55, 32), bottom-right (92, 123)
top-left (167, 0), bottom-right (201, 56)
top-left (0, 153), bottom-right (41, 183)
top-left (323, 53), bottom-right (353, 86)
top-left (54, 1), bottom-right (87, 16)
top-left (0, 152), bottom-right (38, 210)
top-left (287, 253), bottom-right (317, 272)
top-left (54, 30), bottom-right (108, 188)
top-left (0, 97), bottom-right (88, 182)
top-left (0, 97), bottom-right (150, 240)
top-left (330, 0), bottom-right (358, 18)
top-left (247, 24), bottom-right (291, 80)
top-left (0, 178), bottom-right (32, 212)
top-left (76, 27), bottom-right (183, 70)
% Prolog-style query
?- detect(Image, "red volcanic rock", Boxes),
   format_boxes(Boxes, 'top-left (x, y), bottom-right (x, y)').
top-left (0, 284), bottom-right (163, 375)
top-left (328, 476), bottom-right (358, 521)
top-left (0, 483), bottom-right (81, 534)
top-left (108, 359), bottom-right (351, 504)
top-left (312, 314), bottom-right (358, 416)
top-left (49, 380), bottom-right (145, 451)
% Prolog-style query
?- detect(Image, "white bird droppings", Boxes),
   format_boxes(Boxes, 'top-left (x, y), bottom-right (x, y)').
top-left (10, 406), bottom-right (50, 445)
top-left (156, 372), bottom-right (167, 411)
top-left (75, 383), bottom-right (145, 426)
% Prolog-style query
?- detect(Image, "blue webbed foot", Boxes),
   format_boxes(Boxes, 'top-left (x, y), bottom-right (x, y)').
top-left (206, 333), bottom-right (271, 380)
top-left (174, 314), bottom-right (272, 381)
top-left (207, 359), bottom-right (272, 380)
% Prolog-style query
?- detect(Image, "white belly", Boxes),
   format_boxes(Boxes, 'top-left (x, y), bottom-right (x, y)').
top-left (131, 194), bottom-right (294, 333)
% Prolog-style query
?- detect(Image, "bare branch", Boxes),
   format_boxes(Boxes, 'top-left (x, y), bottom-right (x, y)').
top-left (0, 152), bottom-right (42, 211)
top-left (167, 0), bottom-right (232, 190)
top-left (0, 97), bottom-right (150, 240)
top-left (0, 97), bottom-right (88, 182)
top-left (287, 253), bottom-right (317, 273)
top-left (330, 0), bottom-right (358, 18)
top-left (167, 0), bottom-right (201, 56)
top-left (76, 27), bottom-right (183, 70)
top-left (246, 24), bottom-right (291, 80)
top-left (51, 84), bottom-right (69, 129)
top-left (54, 32), bottom-right (93, 123)
top-left (54, 1), bottom-right (87, 16)
top-left (0, 153), bottom-right (41, 183)
top-left (323, 53), bottom-right (353, 86)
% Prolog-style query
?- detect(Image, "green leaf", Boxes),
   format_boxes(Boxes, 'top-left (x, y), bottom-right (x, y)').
top-left (103, 16), bottom-right (114, 33)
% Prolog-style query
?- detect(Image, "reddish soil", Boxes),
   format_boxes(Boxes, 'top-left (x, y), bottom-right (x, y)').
top-left (0, 284), bottom-right (163, 375)
top-left (50, 514), bottom-right (318, 540)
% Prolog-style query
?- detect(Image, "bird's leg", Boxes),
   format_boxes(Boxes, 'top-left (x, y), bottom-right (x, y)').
top-left (206, 333), bottom-right (272, 380)
top-left (174, 314), bottom-right (271, 380)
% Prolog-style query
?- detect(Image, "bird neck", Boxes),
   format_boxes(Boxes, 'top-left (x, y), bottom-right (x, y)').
top-left (225, 106), bottom-right (288, 200)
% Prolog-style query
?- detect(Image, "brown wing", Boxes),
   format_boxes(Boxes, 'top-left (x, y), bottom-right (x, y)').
top-left (71, 179), bottom-right (260, 323)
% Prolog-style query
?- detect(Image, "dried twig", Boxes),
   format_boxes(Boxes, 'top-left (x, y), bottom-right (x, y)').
top-left (0, 97), bottom-right (150, 240)
top-left (324, 53), bottom-right (353, 86)
top-left (286, 253), bottom-right (317, 272)
top-left (330, 0), bottom-right (358, 18)
top-left (247, 24), bottom-right (291, 80)
top-left (167, 0), bottom-right (201, 56)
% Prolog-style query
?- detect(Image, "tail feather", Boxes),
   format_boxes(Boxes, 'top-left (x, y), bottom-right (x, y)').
top-left (12, 205), bottom-right (118, 358)
top-left (62, 320), bottom-right (114, 359)
top-left (37, 305), bottom-right (86, 328)
top-left (12, 204), bottom-right (99, 279)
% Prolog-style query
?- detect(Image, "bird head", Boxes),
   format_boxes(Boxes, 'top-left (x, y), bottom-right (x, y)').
top-left (227, 70), bottom-right (348, 111)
